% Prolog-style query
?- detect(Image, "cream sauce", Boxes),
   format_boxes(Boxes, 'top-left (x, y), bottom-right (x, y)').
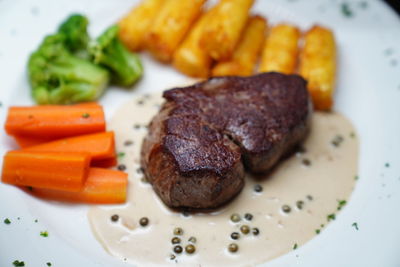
top-left (88, 93), bottom-right (359, 267)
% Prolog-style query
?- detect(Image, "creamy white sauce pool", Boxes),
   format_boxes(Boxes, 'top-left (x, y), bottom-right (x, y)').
top-left (88, 93), bottom-right (359, 267)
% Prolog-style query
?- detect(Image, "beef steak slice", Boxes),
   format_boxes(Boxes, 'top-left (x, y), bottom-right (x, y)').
top-left (141, 72), bottom-right (312, 209)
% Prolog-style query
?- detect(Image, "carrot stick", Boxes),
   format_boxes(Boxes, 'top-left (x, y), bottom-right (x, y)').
top-left (13, 135), bottom-right (55, 148)
top-left (25, 132), bottom-right (115, 161)
top-left (1, 151), bottom-right (90, 192)
top-left (30, 168), bottom-right (128, 204)
top-left (5, 104), bottom-right (105, 139)
top-left (92, 157), bottom-right (118, 168)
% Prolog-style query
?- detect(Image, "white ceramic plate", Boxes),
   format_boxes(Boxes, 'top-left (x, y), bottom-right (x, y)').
top-left (1, 0), bottom-right (400, 266)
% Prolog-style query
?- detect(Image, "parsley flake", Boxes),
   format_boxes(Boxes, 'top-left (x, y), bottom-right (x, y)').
top-left (4, 218), bottom-right (11, 224)
top-left (337, 200), bottom-right (347, 210)
top-left (315, 229), bottom-right (320, 234)
top-left (352, 222), bottom-right (359, 230)
top-left (117, 152), bottom-right (125, 158)
top-left (82, 113), bottom-right (90, 118)
top-left (354, 175), bottom-right (359, 180)
top-left (385, 163), bottom-right (390, 168)
top-left (13, 260), bottom-right (25, 266)
top-left (327, 213), bottom-right (336, 221)
top-left (293, 243), bottom-right (298, 250)
top-left (40, 231), bottom-right (49, 237)
top-left (341, 2), bottom-right (354, 17)
top-left (47, 262), bottom-right (52, 266)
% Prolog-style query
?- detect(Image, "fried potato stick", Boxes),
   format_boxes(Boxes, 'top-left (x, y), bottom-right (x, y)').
top-left (212, 15), bottom-right (267, 76)
top-left (299, 25), bottom-right (336, 111)
top-left (118, 0), bottom-right (164, 51)
top-left (259, 24), bottom-right (300, 74)
top-left (145, 0), bottom-right (206, 62)
top-left (200, 0), bottom-right (254, 61)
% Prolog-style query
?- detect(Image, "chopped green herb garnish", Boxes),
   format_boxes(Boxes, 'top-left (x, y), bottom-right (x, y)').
top-left (117, 152), bottom-right (125, 158)
top-left (315, 229), bottom-right (320, 234)
top-left (293, 243), bottom-right (298, 250)
top-left (349, 132), bottom-right (355, 138)
top-left (35, 219), bottom-right (38, 223)
top-left (341, 2), bottom-right (354, 17)
top-left (352, 222), bottom-right (359, 230)
top-left (17, 217), bottom-right (20, 220)
top-left (4, 218), bottom-right (11, 224)
top-left (359, 1), bottom-right (368, 9)
top-left (13, 260), bottom-right (25, 266)
top-left (82, 113), bottom-right (90, 118)
top-left (337, 200), bottom-right (347, 210)
top-left (354, 175), bottom-right (359, 180)
top-left (40, 231), bottom-right (49, 237)
top-left (327, 213), bottom-right (336, 221)
top-left (385, 163), bottom-right (390, 168)
top-left (320, 224), bottom-right (325, 228)
top-left (47, 262), bottom-right (52, 266)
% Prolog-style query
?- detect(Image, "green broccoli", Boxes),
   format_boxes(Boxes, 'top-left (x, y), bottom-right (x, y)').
top-left (58, 14), bottom-right (90, 59)
top-left (89, 25), bottom-right (143, 87)
top-left (28, 34), bottom-right (109, 104)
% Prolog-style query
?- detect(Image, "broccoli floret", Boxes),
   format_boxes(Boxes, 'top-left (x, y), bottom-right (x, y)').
top-left (89, 25), bottom-right (143, 87)
top-left (58, 14), bottom-right (90, 59)
top-left (28, 34), bottom-right (109, 104)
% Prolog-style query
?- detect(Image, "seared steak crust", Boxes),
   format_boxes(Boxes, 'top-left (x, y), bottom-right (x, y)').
top-left (141, 72), bottom-right (311, 209)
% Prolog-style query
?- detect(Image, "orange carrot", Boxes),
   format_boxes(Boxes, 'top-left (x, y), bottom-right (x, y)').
top-left (92, 157), bottom-right (118, 168)
top-left (5, 104), bottom-right (105, 139)
top-left (25, 132), bottom-right (115, 161)
top-left (13, 135), bottom-right (55, 148)
top-left (30, 168), bottom-right (128, 204)
top-left (1, 151), bottom-right (90, 192)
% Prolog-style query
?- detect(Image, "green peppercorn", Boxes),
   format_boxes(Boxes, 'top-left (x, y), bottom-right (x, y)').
top-left (228, 243), bottom-right (239, 253)
top-left (174, 227), bottom-right (183, 235)
top-left (111, 214), bottom-right (119, 222)
top-left (302, 158), bottom-right (311, 166)
top-left (254, 184), bottom-right (263, 192)
top-left (244, 213), bottom-right (253, 221)
top-left (230, 232), bottom-right (240, 240)
top-left (296, 200), bottom-right (304, 210)
top-left (174, 245), bottom-right (183, 254)
top-left (171, 237), bottom-right (181, 244)
top-left (185, 244), bottom-right (196, 254)
top-left (117, 164), bottom-right (126, 171)
top-left (240, 225), bottom-right (250, 234)
top-left (252, 227), bottom-right (260, 236)
top-left (139, 217), bottom-right (149, 227)
top-left (188, 236), bottom-right (197, 243)
top-left (230, 213), bottom-right (241, 223)
top-left (282, 205), bottom-right (291, 213)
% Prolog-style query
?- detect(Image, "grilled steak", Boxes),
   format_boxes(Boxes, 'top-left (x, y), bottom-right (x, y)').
top-left (141, 72), bottom-right (312, 209)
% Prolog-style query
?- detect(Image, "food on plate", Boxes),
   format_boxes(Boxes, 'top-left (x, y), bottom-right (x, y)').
top-left (30, 168), bottom-right (128, 204)
top-left (90, 25), bottom-right (143, 87)
top-left (144, 0), bottom-right (205, 62)
top-left (24, 132), bottom-right (116, 162)
top-left (119, 0), bottom-right (164, 51)
top-left (259, 24), bottom-right (300, 74)
top-left (2, 151), bottom-right (91, 191)
top-left (212, 15), bottom-right (267, 76)
top-left (299, 25), bottom-right (336, 111)
top-left (28, 33), bottom-right (110, 105)
top-left (141, 72), bottom-right (311, 209)
top-left (199, 0), bottom-right (254, 61)
top-left (58, 14), bottom-right (90, 58)
top-left (28, 14), bottom-right (143, 104)
top-left (2, 102), bottom-right (127, 203)
top-left (172, 10), bottom-right (215, 78)
top-left (5, 104), bottom-right (105, 141)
